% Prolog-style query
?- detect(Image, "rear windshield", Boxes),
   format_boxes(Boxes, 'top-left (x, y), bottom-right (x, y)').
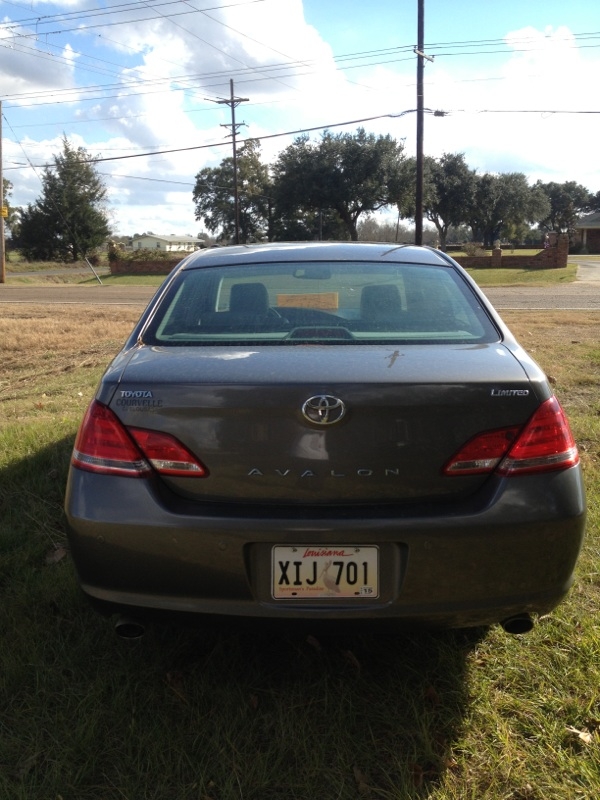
top-left (142, 261), bottom-right (500, 345)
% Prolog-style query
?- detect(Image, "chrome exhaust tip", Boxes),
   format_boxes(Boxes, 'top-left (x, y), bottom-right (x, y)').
top-left (500, 613), bottom-right (534, 635)
top-left (114, 616), bottom-right (145, 640)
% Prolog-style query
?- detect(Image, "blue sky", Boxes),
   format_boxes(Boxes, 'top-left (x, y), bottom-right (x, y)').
top-left (1, 0), bottom-right (599, 235)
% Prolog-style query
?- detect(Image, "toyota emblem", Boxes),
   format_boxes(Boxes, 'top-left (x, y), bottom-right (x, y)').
top-left (302, 395), bottom-right (346, 425)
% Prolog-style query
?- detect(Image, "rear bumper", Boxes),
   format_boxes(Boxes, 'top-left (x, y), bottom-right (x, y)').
top-left (64, 465), bottom-right (586, 629)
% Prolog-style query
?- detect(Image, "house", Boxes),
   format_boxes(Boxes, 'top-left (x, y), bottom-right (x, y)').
top-left (575, 212), bottom-right (600, 254)
top-left (133, 234), bottom-right (205, 253)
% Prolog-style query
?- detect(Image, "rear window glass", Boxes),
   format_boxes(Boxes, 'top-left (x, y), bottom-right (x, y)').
top-left (142, 261), bottom-right (499, 345)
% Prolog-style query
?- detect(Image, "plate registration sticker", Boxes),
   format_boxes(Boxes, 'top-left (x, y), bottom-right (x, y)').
top-left (271, 545), bottom-right (379, 600)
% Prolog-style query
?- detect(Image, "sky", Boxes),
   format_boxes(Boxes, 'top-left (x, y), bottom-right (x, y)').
top-left (1, 0), bottom-right (599, 236)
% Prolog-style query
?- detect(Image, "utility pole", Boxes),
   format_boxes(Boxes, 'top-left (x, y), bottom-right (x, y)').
top-left (414, 0), bottom-right (434, 246)
top-left (215, 79), bottom-right (248, 245)
top-left (1, 101), bottom-right (5, 284)
top-left (414, 0), bottom-right (425, 245)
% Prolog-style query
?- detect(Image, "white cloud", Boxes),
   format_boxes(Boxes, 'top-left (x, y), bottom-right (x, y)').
top-left (3, 6), bottom-right (599, 236)
top-left (0, 31), bottom-right (77, 95)
top-left (404, 25), bottom-right (600, 190)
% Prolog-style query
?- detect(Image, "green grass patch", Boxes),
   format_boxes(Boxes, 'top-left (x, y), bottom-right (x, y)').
top-left (83, 273), bottom-right (167, 286)
top-left (5, 272), bottom-right (165, 287)
top-left (0, 308), bottom-right (598, 799)
top-left (465, 262), bottom-right (578, 287)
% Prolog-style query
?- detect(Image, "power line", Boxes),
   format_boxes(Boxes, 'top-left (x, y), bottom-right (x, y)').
top-left (2, 109), bottom-right (421, 172)
top-left (3, 26), bottom-right (599, 110)
top-left (5, 105), bottom-right (600, 174)
top-left (472, 109), bottom-right (600, 114)
top-left (1, 0), bottom-right (266, 34)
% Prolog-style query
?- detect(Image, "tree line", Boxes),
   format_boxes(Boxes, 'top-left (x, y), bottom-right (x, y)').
top-left (193, 132), bottom-right (600, 250)
top-left (5, 132), bottom-right (600, 262)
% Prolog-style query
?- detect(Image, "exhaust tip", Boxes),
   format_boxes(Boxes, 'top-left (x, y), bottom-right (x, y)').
top-left (114, 616), bottom-right (145, 640)
top-left (501, 613), bottom-right (534, 635)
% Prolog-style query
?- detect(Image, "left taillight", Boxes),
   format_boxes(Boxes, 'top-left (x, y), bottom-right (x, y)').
top-left (127, 427), bottom-right (208, 477)
top-left (72, 400), bottom-right (208, 478)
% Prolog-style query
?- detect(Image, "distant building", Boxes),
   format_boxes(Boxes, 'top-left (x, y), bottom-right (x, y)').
top-left (575, 213), bottom-right (600, 254)
top-left (133, 234), bottom-right (205, 253)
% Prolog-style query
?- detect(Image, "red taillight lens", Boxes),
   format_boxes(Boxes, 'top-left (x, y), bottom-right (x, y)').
top-left (73, 401), bottom-right (151, 477)
top-left (72, 400), bottom-right (208, 478)
top-left (443, 427), bottom-right (521, 475)
top-left (129, 428), bottom-right (207, 477)
top-left (497, 396), bottom-right (579, 475)
top-left (444, 396), bottom-right (579, 477)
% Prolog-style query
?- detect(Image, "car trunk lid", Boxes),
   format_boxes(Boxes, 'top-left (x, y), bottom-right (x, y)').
top-left (106, 343), bottom-right (546, 505)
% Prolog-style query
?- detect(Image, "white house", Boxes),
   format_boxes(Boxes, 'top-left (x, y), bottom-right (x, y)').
top-left (133, 234), bottom-right (204, 253)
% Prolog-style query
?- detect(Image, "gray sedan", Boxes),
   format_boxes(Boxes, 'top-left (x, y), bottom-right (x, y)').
top-left (64, 242), bottom-right (586, 637)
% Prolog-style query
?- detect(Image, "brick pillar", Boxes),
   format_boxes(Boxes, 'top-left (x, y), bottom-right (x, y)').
top-left (556, 234), bottom-right (569, 268)
top-left (491, 247), bottom-right (502, 268)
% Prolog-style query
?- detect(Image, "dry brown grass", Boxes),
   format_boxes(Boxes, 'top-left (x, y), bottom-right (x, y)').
top-left (504, 309), bottom-right (600, 377)
top-left (0, 303), bottom-right (139, 368)
top-left (503, 310), bottom-right (600, 416)
top-left (0, 304), bottom-right (141, 427)
top-left (1, 303), bottom-right (598, 429)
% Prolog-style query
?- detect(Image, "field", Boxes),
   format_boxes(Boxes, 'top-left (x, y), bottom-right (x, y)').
top-left (0, 302), bottom-right (599, 800)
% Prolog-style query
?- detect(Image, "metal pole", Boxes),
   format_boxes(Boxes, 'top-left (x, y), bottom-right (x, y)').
top-left (0, 101), bottom-right (5, 283)
top-left (415, 0), bottom-right (425, 246)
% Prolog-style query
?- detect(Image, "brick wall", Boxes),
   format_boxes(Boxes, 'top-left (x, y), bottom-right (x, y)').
top-left (109, 259), bottom-right (181, 275)
top-left (109, 234), bottom-right (571, 274)
top-left (453, 234), bottom-right (569, 270)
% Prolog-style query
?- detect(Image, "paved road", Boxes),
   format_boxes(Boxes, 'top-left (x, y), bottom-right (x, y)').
top-left (485, 257), bottom-right (600, 309)
top-left (483, 282), bottom-right (600, 310)
top-left (0, 284), bottom-right (158, 306)
top-left (2, 258), bottom-right (600, 310)
top-left (572, 257), bottom-right (600, 283)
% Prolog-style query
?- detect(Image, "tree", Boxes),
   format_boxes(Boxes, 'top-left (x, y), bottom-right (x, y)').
top-left (17, 137), bottom-right (110, 261)
top-left (272, 207), bottom-right (349, 241)
top-left (272, 128), bottom-right (408, 241)
top-left (502, 221), bottom-right (544, 247)
top-left (358, 217), bottom-right (402, 242)
top-left (357, 216), bottom-right (437, 244)
top-left (193, 140), bottom-right (272, 243)
top-left (468, 173), bottom-right (550, 248)
top-left (400, 153), bottom-right (477, 250)
top-left (2, 178), bottom-right (19, 234)
top-left (534, 181), bottom-right (592, 234)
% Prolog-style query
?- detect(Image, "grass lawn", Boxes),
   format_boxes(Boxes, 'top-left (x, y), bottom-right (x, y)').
top-left (466, 262), bottom-right (578, 286)
top-left (0, 303), bottom-right (599, 800)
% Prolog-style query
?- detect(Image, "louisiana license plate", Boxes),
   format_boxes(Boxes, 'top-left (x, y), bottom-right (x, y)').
top-left (271, 545), bottom-right (379, 600)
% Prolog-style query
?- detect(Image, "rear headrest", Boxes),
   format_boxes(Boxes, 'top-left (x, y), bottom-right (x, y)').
top-left (229, 282), bottom-right (269, 315)
top-left (360, 284), bottom-right (402, 319)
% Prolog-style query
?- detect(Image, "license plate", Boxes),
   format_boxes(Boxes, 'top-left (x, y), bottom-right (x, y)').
top-left (271, 545), bottom-right (379, 600)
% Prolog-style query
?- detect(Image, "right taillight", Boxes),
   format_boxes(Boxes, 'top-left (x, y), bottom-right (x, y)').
top-left (444, 396), bottom-right (579, 477)
top-left (496, 396), bottom-right (579, 476)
